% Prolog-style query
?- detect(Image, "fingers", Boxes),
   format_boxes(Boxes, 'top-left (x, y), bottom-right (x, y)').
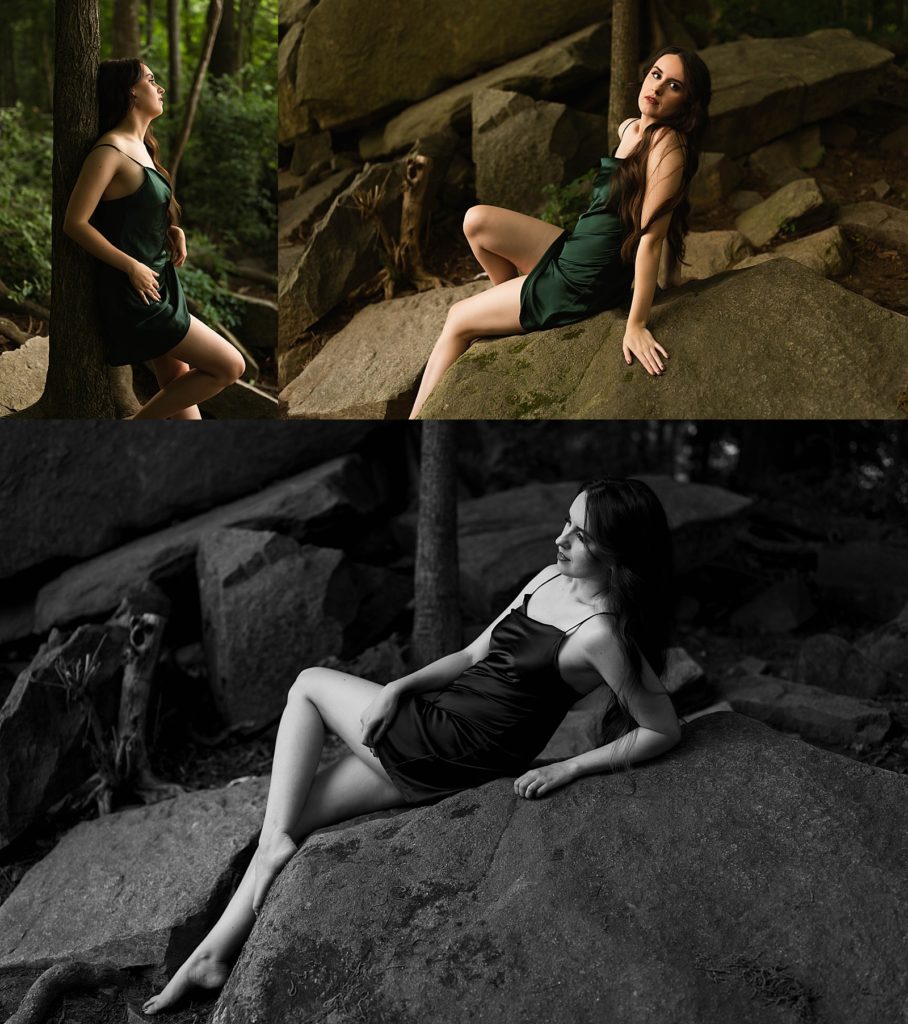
top-left (513, 770), bottom-right (547, 798)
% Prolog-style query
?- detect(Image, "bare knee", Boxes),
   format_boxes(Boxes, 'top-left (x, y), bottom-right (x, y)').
top-left (209, 347), bottom-right (245, 387)
top-left (463, 205), bottom-right (492, 242)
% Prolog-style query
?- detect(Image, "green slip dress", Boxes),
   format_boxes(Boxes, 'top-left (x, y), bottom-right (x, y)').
top-left (519, 142), bottom-right (635, 333)
top-left (89, 144), bottom-right (191, 366)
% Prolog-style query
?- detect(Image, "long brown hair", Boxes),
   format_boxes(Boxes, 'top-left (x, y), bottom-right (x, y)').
top-left (96, 58), bottom-right (182, 233)
top-left (607, 47), bottom-right (712, 268)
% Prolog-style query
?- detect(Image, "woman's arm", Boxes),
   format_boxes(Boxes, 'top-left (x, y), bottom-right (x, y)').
top-left (622, 128), bottom-right (685, 376)
top-left (63, 147), bottom-right (162, 303)
top-left (514, 617), bottom-right (680, 798)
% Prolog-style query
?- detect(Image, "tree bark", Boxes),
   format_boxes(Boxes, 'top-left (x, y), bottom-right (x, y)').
top-left (167, 0), bottom-right (182, 106)
top-left (238, 0), bottom-right (260, 82)
top-left (608, 0), bottom-right (640, 146)
top-left (112, 0), bottom-right (142, 58)
top-left (6, 962), bottom-right (129, 1024)
top-left (146, 0), bottom-right (155, 48)
top-left (411, 422), bottom-right (461, 668)
top-left (21, 0), bottom-right (124, 419)
top-left (210, 0), bottom-right (239, 76)
top-left (169, 0), bottom-right (224, 183)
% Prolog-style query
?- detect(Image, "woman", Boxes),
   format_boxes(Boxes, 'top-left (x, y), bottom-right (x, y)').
top-left (143, 477), bottom-right (680, 1014)
top-left (64, 59), bottom-right (245, 419)
top-left (409, 46), bottom-right (712, 418)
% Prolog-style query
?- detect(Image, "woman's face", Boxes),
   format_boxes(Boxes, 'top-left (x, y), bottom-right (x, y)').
top-left (133, 64), bottom-right (165, 118)
top-left (638, 53), bottom-right (687, 120)
top-left (555, 492), bottom-right (611, 580)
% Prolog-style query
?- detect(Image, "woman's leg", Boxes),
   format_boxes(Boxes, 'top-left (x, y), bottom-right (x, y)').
top-left (410, 275), bottom-right (524, 419)
top-left (148, 354), bottom-right (202, 420)
top-left (463, 205), bottom-right (564, 285)
top-left (130, 315), bottom-right (245, 420)
top-left (143, 669), bottom-right (405, 1015)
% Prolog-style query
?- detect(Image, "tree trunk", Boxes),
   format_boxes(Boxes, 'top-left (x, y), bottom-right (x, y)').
top-left (411, 422), bottom-right (462, 668)
top-left (112, 0), bottom-right (142, 58)
top-left (238, 0), bottom-right (260, 85)
top-left (210, 0), bottom-right (239, 76)
top-left (146, 0), bottom-right (155, 48)
top-left (167, 0), bottom-right (182, 107)
top-left (169, 0), bottom-right (224, 183)
top-left (608, 0), bottom-right (640, 146)
top-left (20, 0), bottom-right (124, 419)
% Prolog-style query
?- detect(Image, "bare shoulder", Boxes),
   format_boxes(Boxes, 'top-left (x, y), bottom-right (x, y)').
top-left (617, 117), bottom-right (638, 139)
top-left (575, 611), bottom-right (621, 652)
top-left (525, 564), bottom-right (560, 591)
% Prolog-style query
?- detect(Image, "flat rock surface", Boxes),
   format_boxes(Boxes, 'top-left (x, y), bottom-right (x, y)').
top-left (701, 30), bottom-right (892, 157)
top-left (281, 282), bottom-right (486, 419)
top-left (456, 477), bottom-right (751, 620)
top-left (213, 714), bottom-right (908, 1024)
top-left (0, 421), bottom-right (370, 581)
top-left (836, 200), bottom-right (908, 252)
top-left (34, 455), bottom-right (378, 631)
top-left (0, 779), bottom-right (268, 974)
top-left (418, 260), bottom-right (908, 419)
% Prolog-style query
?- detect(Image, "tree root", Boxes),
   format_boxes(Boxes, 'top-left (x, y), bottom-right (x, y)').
top-left (4, 961), bottom-right (129, 1024)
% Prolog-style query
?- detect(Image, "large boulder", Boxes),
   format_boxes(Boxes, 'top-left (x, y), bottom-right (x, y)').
top-left (1, 421), bottom-right (370, 581)
top-left (296, 0), bottom-right (606, 131)
top-left (472, 89), bottom-right (607, 216)
top-left (0, 624), bottom-right (126, 851)
top-left (732, 225), bottom-right (852, 278)
top-left (197, 531), bottom-right (360, 727)
top-left (280, 282), bottom-right (486, 419)
top-left (278, 167), bottom-right (357, 244)
top-left (279, 161), bottom-right (405, 345)
top-left (33, 455), bottom-right (379, 632)
top-left (702, 30), bottom-right (892, 158)
top-left (720, 674), bottom-right (891, 748)
top-left (734, 177), bottom-right (831, 248)
top-left (211, 714), bottom-right (908, 1024)
top-left (686, 152), bottom-right (741, 211)
top-left (0, 779), bottom-right (267, 973)
top-left (418, 260), bottom-right (908, 419)
top-left (836, 200), bottom-right (908, 253)
top-left (678, 230), bottom-right (752, 282)
top-left (455, 477), bottom-right (751, 620)
top-left (795, 633), bottom-right (890, 700)
top-left (360, 23), bottom-right (610, 159)
top-left (0, 335), bottom-right (47, 415)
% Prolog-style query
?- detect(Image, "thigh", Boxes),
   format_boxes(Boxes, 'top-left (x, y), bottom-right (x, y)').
top-left (296, 668), bottom-right (397, 784)
top-left (467, 205), bottom-right (564, 276)
top-left (167, 314), bottom-right (244, 376)
top-left (291, 753), bottom-right (404, 841)
top-left (149, 353), bottom-right (191, 387)
top-left (448, 276), bottom-right (525, 338)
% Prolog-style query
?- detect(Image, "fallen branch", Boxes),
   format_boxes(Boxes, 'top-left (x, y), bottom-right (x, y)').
top-left (0, 318), bottom-right (37, 347)
top-left (4, 961), bottom-right (129, 1024)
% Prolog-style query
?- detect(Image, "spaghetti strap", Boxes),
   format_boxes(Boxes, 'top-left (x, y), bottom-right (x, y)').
top-left (90, 142), bottom-right (150, 168)
top-left (564, 610), bottom-right (615, 634)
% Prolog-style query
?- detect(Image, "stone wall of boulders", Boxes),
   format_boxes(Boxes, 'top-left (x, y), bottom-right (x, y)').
top-left (278, 17), bottom-right (903, 417)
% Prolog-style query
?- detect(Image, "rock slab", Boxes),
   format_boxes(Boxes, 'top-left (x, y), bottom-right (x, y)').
top-left (212, 714), bottom-right (908, 1024)
top-left (0, 779), bottom-right (268, 973)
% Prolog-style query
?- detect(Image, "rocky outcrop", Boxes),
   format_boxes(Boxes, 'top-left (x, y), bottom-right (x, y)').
top-left (360, 23), bottom-right (610, 159)
top-left (417, 260), bottom-right (908, 419)
top-left (279, 161), bottom-right (405, 345)
top-left (721, 674), bottom-right (891, 748)
top-left (197, 531), bottom-right (359, 727)
top-left (734, 177), bottom-right (831, 247)
top-left (0, 779), bottom-right (267, 972)
top-left (230, 294), bottom-right (278, 351)
top-left (472, 89), bottom-right (607, 216)
top-left (296, 0), bottom-right (606, 131)
top-left (732, 225), bottom-right (852, 278)
top-left (212, 714), bottom-right (908, 1024)
top-left (795, 633), bottom-right (890, 699)
top-left (455, 477), bottom-right (751, 620)
top-left (277, 167), bottom-right (357, 243)
top-left (687, 152), bottom-right (741, 211)
top-left (678, 230), bottom-right (753, 282)
top-left (747, 124), bottom-right (824, 188)
top-left (280, 282), bottom-right (485, 419)
top-left (33, 455), bottom-right (379, 631)
top-left (0, 421), bottom-right (371, 581)
top-left (836, 200), bottom-right (908, 252)
top-left (200, 380), bottom-right (280, 419)
top-left (702, 30), bottom-right (893, 157)
top-left (0, 624), bottom-right (126, 851)
top-left (0, 335), bottom-right (47, 415)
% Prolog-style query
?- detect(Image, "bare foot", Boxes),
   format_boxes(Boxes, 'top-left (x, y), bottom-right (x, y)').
top-left (252, 829), bottom-right (298, 915)
top-left (142, 948), bottom-right (230, 1015)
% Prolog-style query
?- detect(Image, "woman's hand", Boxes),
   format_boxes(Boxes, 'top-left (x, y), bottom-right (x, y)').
top-left (622, 322), bottom-right (668, 376)
top-left (513, 761), bottom-right (577, 799)
top-left (168, 226), bottom-right (187, 267)
top-left (360, 684), bottom-right (401, 751)
top-left (127, 260), bottom-right (161, 305)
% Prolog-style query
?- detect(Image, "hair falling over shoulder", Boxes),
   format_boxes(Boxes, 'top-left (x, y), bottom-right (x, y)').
top-left (96, 57), bottom-right (182, 233)
top-left (607, 46), bottom-right (712, 268)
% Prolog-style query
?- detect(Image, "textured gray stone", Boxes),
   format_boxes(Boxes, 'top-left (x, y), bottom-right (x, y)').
top-left (34, 456), bottom-right (379, 631)
top-left (230, 293), bottom-right (279, 351)
top-left (795, 633), bottom-right (890, 700)
top-left (735, 177), bottom-right (831, 248)
top-left (200, 380), bottom-right (279, 419)
top-left (701, 30), bottom-right (892, 158)
top-left (211, 714), bottom-right (908, 1024)
top-left (278, 168), bottom-right (357, 244)
top-left (0, 779), bottom-right (268, 972)
top-left (360, 23), bottom-right (611, 159)
top-left (418, 260), bottom-right (908, 420)
top-left (837, 201), bottom-right (908, 253)
top-left (732, 225), bottom-right (852, 278)
top-left (721, 674), bottom-right (891, 748)
top-left (0, 335), bottom-right (47, 416)
top-left (678, 230), bottom-right (753, 282)
top-left (688, 152), bottom-right (741, 211)
top-left (472, 89), bottom-right (607, 216)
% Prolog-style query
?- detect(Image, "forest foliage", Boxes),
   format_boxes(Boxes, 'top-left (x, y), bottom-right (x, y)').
top-left (0, 0), bottom-right (276, 321)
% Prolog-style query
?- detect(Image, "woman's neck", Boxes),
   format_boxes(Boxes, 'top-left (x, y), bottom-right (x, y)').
top-left (114, 110), bottom-right (153, 145)
top-left (562, 573), bottom-right (611, 607)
